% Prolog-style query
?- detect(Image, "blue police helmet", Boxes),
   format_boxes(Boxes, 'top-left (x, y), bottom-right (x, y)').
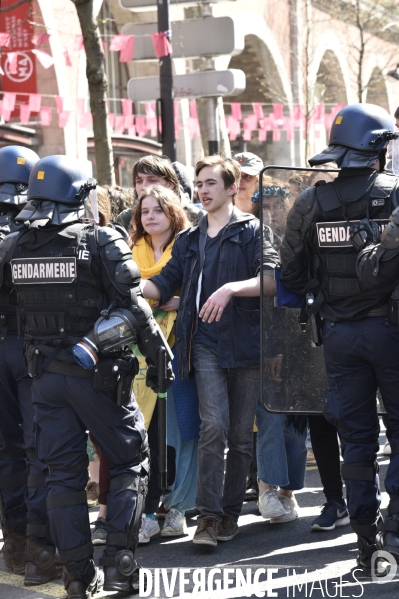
top-left (329, 103), bottom-right (394, 152)
top-left (0, 146), bottom-right (40, 185)
top-left (28, 155), bottom-right (93, 204)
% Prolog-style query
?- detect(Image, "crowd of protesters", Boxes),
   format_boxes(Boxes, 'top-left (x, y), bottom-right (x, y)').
top-left (81, 148), bottom-right (368, 550)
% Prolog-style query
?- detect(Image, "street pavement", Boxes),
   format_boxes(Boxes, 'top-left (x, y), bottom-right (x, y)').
top-left (0, 425), bottom-right (397, 599)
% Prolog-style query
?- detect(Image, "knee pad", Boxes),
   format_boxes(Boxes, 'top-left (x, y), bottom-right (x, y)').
top-left (341, 460), bottom-right (379, 483)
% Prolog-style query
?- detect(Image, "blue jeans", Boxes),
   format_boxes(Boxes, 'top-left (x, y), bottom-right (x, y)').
top-left (192, 343), bottom-right (259, 521)
top-left (256, 403), bottom-right (307, 490)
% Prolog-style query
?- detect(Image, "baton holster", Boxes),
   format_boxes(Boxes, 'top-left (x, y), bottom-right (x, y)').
top-left (25, 344), bottom-right (44, 378)
top-left (114, 355), bottom-right (140, 406)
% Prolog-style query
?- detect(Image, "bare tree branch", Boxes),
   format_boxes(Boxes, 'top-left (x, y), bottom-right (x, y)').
top-left (0, 0), bottom-right (32, 13)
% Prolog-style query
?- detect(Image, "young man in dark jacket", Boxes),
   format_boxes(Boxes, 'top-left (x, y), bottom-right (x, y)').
top-left (143, 155), bottom-right (278, 546)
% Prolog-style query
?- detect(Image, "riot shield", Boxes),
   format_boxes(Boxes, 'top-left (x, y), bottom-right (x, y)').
top-left (260, 165), bottom-right (338, 414)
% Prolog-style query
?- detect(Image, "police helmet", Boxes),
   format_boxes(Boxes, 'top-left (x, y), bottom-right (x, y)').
top-left (27, 155), bottom-right (93, 204)
top-left (0, 145), bottom-right (39, 207)
top-left (309, 103), bottom-right (395, 168)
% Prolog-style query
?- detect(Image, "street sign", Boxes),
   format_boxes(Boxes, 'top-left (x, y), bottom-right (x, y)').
top-left (120, 0), bottom-right (235, 10)
top-left (128, 69), bottom-right (246, 101)
top-left (121, 17), bottom-right (244, 60)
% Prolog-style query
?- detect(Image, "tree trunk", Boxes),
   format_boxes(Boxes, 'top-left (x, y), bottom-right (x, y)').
top-left (71, 0), bottom-right (115, 186)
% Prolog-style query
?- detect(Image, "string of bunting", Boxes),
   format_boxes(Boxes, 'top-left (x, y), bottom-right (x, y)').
top-left (0, 90), bottom-right (345, 141)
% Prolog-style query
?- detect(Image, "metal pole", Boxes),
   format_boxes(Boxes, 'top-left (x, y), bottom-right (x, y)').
top-left (157, 347), bottom-right (168, 492)
top-left (207, 97), bottom-right (219, 155)
top-left (158, 0), bottom-right (176, 161)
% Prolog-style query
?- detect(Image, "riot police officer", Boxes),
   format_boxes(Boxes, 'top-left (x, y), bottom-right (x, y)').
top-left (0, 155), bottom-right (173, 598)
top-left (280, 103), bottom-right (399, 575)
top-left (0, 145), bottom-right (62, 585)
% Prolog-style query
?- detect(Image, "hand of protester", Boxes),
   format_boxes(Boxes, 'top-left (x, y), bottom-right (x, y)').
top-left (160, 296), bottom-right (180, 311)
top-left (349, 218), bottom-right (380, 251)
top-left (199, 284), bottom-right (233, 323)
top-left (145, 361), bottom-right (174, 392)
top-left (268, 356), bottom-right (283, 383)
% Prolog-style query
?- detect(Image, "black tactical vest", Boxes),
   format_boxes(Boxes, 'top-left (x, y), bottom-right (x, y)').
top-left (308, 170), bottom-right (399, 321)
top-left (0, 213), bottom-right (24, 337)
top-left (9, 223), bottom-right (107, 344)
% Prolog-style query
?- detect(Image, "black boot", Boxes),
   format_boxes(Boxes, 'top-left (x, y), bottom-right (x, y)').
top-left (62, 559), bottom-right (104, 599)
top-left (381, 498), bottom-right (399, 561)
top-left (351, 513), bottom-right (383, 576)
top-left (24, 537), bottom-right (62, 586)
top-left (101, 547), bottom-right (140, 594)
top-left (2, 521), bottom-right (27, 575)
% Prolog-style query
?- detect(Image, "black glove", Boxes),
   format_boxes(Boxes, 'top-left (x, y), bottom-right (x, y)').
top-left (145, 361), bottom-right (174, 393)
top-left (349, 218), bottom-right (380, 251)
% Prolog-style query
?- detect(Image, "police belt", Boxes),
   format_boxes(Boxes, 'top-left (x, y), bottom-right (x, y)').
top-left (44, 359), bottom-right (93, 379)
top-left (365, 304), bottom-right (389, 317)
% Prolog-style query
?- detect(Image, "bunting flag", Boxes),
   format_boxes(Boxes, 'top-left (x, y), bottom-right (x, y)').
top-left (73, 35), bottom-right (84, 52)
top-left (19, 104), bottom-right (31, 124)
top-left (147, 117), bottom-right (157, 138)
top-left (32, 49), bottom-right (54, 69)
top-left (135, 116), bottom-right (146, 137)
top-left (189, 100), bottom-right (198, 120)
top-left (273, 103), bottom-right (284, 121)
top-left (243, 114), bottom-right (258, 131)
top-left (243, 129), bottom-right (252, 141)
top-left (128, 126), bottom-right (136, 137)
top-left (114, 115), bottom-right (125, 133)
top-left (258, 130), bottom-right (267, 142)
top-left (109, 35), bottom-right (127, 51)
top-left (7, 52), bottom-right (18, 75)
top-left (63, 47), bottom-right (72, 67)
top-left (121, 99), bottom-right (133, 118)
top-left (151, 32), bottom-right (172, 58)
top-left (32, 34), bottom-right (50, 46)
top-left (55, 97), bottom-right (64, 113)
top-left (273, 129), bottom-right (281, 142)
top-left (120, 36), bottom-right (134, 62)
top-left (3, 92), bottom-right (16, 112)
top-left (124, 115), bottom-right (134, 129)
top-left (76, 98), bottom-right (85, 116)
top-left (0, 33), bottom-right (10, 47)
top-left (40, 106), bottom-right (52, 126)
top-left (108, 113), bottom-right (115, 128)
top-left (230, 103), bottom-right (242, 121)
top-left (252, 103), bottom-right (264, 119)
top-left (28, 94), bottom-right (41, 112)
top-left (313, 103), bottom-right (325, 124)
top-left (58, 111), bottom-right (71, 128)
top-left (145, 102), bottom-right (156, 118)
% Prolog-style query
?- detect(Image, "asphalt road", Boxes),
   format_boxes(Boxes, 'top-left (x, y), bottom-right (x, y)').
top-left (0, 425), bottom-right (397, 599)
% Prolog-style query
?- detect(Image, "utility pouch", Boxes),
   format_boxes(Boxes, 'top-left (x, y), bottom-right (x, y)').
top-left (306, 293), bottom-right (323, 346)
top-left (115, 355), bottom-right (140, 407)
top-left (25, 344), bottom-right (44, 378)
top-left (93, 359), bottom-right (117, 391)
top-left (389, 285), bottom-right (399, 325)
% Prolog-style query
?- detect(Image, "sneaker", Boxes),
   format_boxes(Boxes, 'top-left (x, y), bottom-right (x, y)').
top-left (383, 440), bottom-right (392, 456)
top-left (192, 516), bottom-right (218, 547)
top-left (270, 495), bottom-right (299, 523)
top-left (86, 481), bottom-right (99, 508)
top-left (259, 487), bottom-right (286, 519)
top-left (311, 500), bottom-right (350, 531)
top-left (307, 449), bottom-right (317, 466)
top-left (161, 508), bottom-right (188, 537)
top-left (216, 514), bottom-right (239, 541)
top-left (156, 503), bottom-right (169, 519)
top-left (92, 517), bottom-right (107, 545)
top-left (138, 516), bottom-right (160, 544)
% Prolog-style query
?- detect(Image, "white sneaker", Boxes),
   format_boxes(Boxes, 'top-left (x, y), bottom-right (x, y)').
top-left (270, 495), bottom-right (299, 524)
top-left (161, 508), bottom-right (188, 537)
top-left (138, 515), bottom-right (160, 544)
top-left (259, 488), bottom-right (286, 519)
top-left (383, 440), bottom-right (392, 455)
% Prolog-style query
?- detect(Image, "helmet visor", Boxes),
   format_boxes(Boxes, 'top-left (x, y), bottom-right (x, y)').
top-left (0, 183), bottom-right (28, 206)
top-left (82, 187), bottom-right (99, 224)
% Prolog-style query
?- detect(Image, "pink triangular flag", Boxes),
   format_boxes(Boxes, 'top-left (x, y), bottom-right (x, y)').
top-left (19, 104), bottom-right (31, 124)
top-left (124, 115), bottom-right (134, 129)
top-left (151, 32), bottom-right (172, 59)
top-left (108, 113), bottom-right (115, 128)
top-left (272, 129), bottom-right (281, 142)
top-left (32, 33), bottom-right (50, 46)
top-left (258, 130), bottom-right (267, 142)
top-left (273, 103), bottom-right (284, 121)
top-left (76, 98), bottom-right (85, 116)
top-left (79, 112), bottom-right (92, 128)
top-left (63, 47), bottom-right (72, 67)
top-left (230, 103), bottom-right (242, 121)
top-left (109, 36), bottom-right (126, 52)
top-left (3, 109), bottom-right (11, 122)
top-left (28, 94), bottom-right (41, 112)
top-left (40, 106), bottom-right (52, 126)
top-left (114, 115), bottom-right (125, 134)
top-left (7, 53), bottom-right (18, 75)
top-left (55, 96), bottom-right (64, 113)
top-left (121, 99), bottom-right (133, 118)
top-left (3, 92), bottom-right (16, 112)
top-left (189, 101), bottom-right (198, 120)
top-left (0, 33), bottom-right (10, 48)
top-left (243, 129), bottom-right (252, 141)
top-left (252, 103), bottom-right (264, 119)
top-left (32, 49), bottom-right (54, 69)
top-left (135, 116), bottom-right (146, 137)
top-left (58, 111), bottom-right (71, 128)
top-left (120, 36), bottom-right (134, 62)
top-left (145, 102), bottom-right (156, 118)
top-left (243, 114), bottom-right (258, 131)
top-left (73, 35), bottom-right (84, 52)
top-left (128, 126), bottom-right (136, 137)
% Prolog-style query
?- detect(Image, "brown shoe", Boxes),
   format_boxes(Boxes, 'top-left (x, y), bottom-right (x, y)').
top-left (216, 514), bottom-right (239, 541)
top-left (192, 516), bottom-right (218, 547)
top-left (86, 481), bottom-right (99, 508)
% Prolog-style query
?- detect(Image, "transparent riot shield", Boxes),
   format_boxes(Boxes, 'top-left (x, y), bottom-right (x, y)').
top-left (260, 165), bottom-right (337, 414)
top-left (260, 165), bottom-right (387, 414)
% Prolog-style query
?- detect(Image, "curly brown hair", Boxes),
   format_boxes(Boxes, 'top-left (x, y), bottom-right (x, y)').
top-left (130, 185), bottom-right (190, 251)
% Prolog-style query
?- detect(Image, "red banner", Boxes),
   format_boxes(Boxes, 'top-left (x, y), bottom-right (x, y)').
top-left (0, 0), bottom-right (37, 117)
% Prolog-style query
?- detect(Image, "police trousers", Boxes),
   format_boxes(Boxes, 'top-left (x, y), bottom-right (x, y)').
top-left (0, 333), bottom-right (48, 531)
top-left (32, 373), bottom-right (144, 562)
top-left (323, 317), bottom-right (399, 523)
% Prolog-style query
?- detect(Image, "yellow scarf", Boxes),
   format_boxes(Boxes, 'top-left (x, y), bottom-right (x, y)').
top-left (131, 236), bottom-right (177, 429)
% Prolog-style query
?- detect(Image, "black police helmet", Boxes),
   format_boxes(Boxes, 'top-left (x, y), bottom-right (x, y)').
top-left (329, 103), bottom-right (394, 152)
top-left (28, 155), bottom-right (93, 204)
top-left (0, 145), bottom-right (39, 185)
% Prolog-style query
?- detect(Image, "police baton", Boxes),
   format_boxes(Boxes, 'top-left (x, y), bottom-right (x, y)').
top-left (157, 347), bottom-right (168, 492)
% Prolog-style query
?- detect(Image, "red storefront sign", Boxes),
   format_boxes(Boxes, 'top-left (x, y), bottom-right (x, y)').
top-left (0, 0), bottom-right (37, 116)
